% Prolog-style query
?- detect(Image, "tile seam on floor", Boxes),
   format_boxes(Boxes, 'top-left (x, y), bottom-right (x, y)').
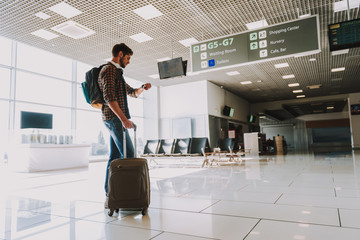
top-left (273, 193), bottom-right (283, 204)
top-left (242, 218), bottom-right (261, 240)
top-left (337, 208), bottom-right (342, 227)
top-left (199, 199), bottom-right (221, 213)
top-left (150, 230), bottom-right (220, 240)
top-left (149, 231), bottom-right (164, 240)
top-left (275, 201), bottom-right (360, 210)
top-left (200, 211), bottom-right (340, 227)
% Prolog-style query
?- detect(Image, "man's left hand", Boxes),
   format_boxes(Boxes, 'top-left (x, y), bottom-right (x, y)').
top-left (143, 83), bottom-right (152, 90)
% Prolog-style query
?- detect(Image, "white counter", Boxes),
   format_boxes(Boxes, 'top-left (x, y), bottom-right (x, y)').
top-left (8, 144), bottom-right (91, 172)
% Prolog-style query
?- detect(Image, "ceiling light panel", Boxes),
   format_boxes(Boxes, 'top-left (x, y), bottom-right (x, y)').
top-left (240, 81), bottom-right (252, 85)
top-left (288, 83), bottom-right (300, 87)
top-left (333, 0), bottom-right (360, 12)
top-left (297, 95), bottom-right (306, 98)
top-left (179, 37), bottom-right (198, 47)
top-left (226, 71), bottom-right (240, 76)
top-left (293, 89), bottom-right (303, 93)
top-left (35, 12), bottom-right (51, 20)
top-left (274, 63), bottom-right (289, 68)
top-left (48, 2), bottom-right (83, 19)
top-left (31, 29), bottom-right (59, 40)
top-left (331, 67), bottom-right (345, 72)
top-left (129, 32), bottom-right (153, 43)
top-left (282, 74), bottom-right (295, 79)
top-left (246, 19), bottom-right (268, 30)
top-left (133, 4), bottom-right (163, 20)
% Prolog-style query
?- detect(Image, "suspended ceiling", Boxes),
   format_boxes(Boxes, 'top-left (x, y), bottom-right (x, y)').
top-left (0, 0), bottom-right (359, 104)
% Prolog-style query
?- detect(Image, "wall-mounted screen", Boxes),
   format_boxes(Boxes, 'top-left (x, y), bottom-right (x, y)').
top-left (21, 111), bottom-right (53, 129)
top-left (222, 105), bottom-right (234, 117)
top-left (157, 57), bottom-right (187, 80)
top-left (328, 18), bottom-right (360, 51)
top-left (351, 104), bottom-right (360, 115)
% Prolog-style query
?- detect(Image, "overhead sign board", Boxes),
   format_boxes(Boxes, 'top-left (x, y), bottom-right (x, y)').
top-left (191, 15), bottom-right (320, 73)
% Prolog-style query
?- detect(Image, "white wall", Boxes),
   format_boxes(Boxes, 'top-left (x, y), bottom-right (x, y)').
top-left (143, 86), bottom-right (159, 140)
top-left (207, 81), bottom-right (250, 122)
top-left (348, 93), bottom-right (360, 149)
top-left (158, 81), bottom-right (209, 139)
top-left (159, 81), bottom-right (208, 118)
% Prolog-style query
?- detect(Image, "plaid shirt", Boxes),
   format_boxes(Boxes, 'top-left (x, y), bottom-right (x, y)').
top-left (98, 62), bottom-right (137, 121)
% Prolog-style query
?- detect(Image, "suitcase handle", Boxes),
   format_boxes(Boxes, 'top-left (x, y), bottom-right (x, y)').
top-left (123, 123), bottom-right (137, 158)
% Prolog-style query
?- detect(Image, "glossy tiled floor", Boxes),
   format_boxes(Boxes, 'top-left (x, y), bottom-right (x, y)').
top-left (1, 151), bottom-right (360, 239)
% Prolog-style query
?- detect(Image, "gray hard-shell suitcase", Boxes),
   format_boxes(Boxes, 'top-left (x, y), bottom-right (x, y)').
top-left (107, 125), bottom-right (150, 216)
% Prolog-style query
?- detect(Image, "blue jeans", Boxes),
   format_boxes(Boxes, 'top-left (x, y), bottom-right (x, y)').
top-left (103, 116), bottom-right (134, 194)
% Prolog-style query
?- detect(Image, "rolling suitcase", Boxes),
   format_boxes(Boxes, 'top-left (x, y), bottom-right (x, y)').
top-left (107, 125), bottom-right (150, 216)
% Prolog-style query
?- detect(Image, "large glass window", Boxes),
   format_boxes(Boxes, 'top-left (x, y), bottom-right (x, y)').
top-left (77, 61), bottom-right (94, 83)
top-left (76, 109), bottom-right (109, 156)
top-left (0, 100), bottom-right (9, 162)
top-left (17, 43), bottom-right (72, 80)
top-left (0, 68), bottom-right (11, 99)
top-left (16, 71), bottom-right (72, 107)
top-left (0, 36), bottom-right (12, 66)
top-left (76, 83), bottom-right (93, 110)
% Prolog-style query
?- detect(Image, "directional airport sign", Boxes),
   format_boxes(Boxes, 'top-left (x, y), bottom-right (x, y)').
top-left (191, 15), bottom-right (320, 73)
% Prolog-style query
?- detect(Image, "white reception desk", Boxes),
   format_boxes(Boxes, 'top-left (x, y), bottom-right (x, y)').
top-left (8, 143), bottom-right (91, 172)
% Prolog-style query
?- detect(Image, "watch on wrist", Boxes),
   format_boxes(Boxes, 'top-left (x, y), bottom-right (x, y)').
top-left (141, 84), bottom-right (146, 89)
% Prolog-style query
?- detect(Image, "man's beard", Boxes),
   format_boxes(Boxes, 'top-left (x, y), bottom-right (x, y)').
top-left (119, 57), bottom-right (126, 68)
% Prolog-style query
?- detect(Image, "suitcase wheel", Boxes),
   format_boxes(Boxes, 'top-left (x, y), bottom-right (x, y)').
top-left (115, 209), bottom-right (119, 213)
top-left (141, 207), bottom-right (148, 216)
top-left (108, 209), bottom-right (114, 216)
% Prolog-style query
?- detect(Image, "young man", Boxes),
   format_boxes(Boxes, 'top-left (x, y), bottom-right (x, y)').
top-left (98, 43), bottom-right (151, 200)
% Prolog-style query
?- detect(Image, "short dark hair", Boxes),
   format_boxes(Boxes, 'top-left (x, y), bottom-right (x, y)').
top-left (112, 43), bottom-right (133, 57)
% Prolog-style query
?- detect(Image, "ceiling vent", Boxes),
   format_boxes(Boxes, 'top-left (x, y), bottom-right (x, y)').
top-left (51, 21), bottom-right (95, 39)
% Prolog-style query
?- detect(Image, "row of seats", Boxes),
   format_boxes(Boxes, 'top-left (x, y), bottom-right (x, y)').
top-left (141, 137), bottom-right (211, 156)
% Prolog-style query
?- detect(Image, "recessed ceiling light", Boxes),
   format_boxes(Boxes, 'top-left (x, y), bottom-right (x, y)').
top-left (282, 74), bottom-right (295, 79)
top-left (148, 74), bottom-right (159, 79)
top-left (240, 81), bottom-right (252, 85)
top-left (49, 2), bottom-right (82, 19)
top-left (31, 29), bottom-right (59, 40)
top-left (179, 37), bottom-right (198, 47)
top-left (334, 0), bottom-right (360, 12)
top-left (306, 84), bottom-right (322, 89)
top-left (246, 19), bottom-right (268, 30)
top-left (259, 116), bottom-right (266, 119)
top-left (331, 49), bottom-right (349, 56)
top-left (327, 106), bottom-right (335, 109)
top-left (309, 58), bottom-right (316, 61)
top-left (274, 63), bottom-right (289, 68)
top-left (257, 80), bottom-right (262, 83)
top-left (157, 57), bottom-right (171, 62)
top-left (133, 4), bottom-right (163, 20)
top-left (299, 13), bottom-right (311, 18)
top-left (331, 67), bottom-right (345, 72)
top-left (252, 88), bottom-right (261, 91)
top-left (288, 83), bottom-right (300, 87)
top-left (226, 71), bottom-right (240, 76)
top-left (35, 12), bottom-right (51, 20)
top-left (129, 32), bottom-right (153, 43)
top-left (297, 95), bottom-right (306, 98)
top-left (293, 89), bottom-right (303, 93)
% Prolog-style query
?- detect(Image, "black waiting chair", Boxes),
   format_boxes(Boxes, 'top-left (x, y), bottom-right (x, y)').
top-left (173, 138), bottom-right (191, 155)
top-left (219, 138), bottom-right (235, 152)
top-left (157, 139), bottom-right (175, 156)
top-left (189, 137), bottom-right (211, 155)
top-left (142, 139), bottom-right (160, 156)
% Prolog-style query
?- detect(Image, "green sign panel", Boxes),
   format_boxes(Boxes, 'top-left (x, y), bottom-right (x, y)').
top-left (191, 16), bottom-right (320, 72)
